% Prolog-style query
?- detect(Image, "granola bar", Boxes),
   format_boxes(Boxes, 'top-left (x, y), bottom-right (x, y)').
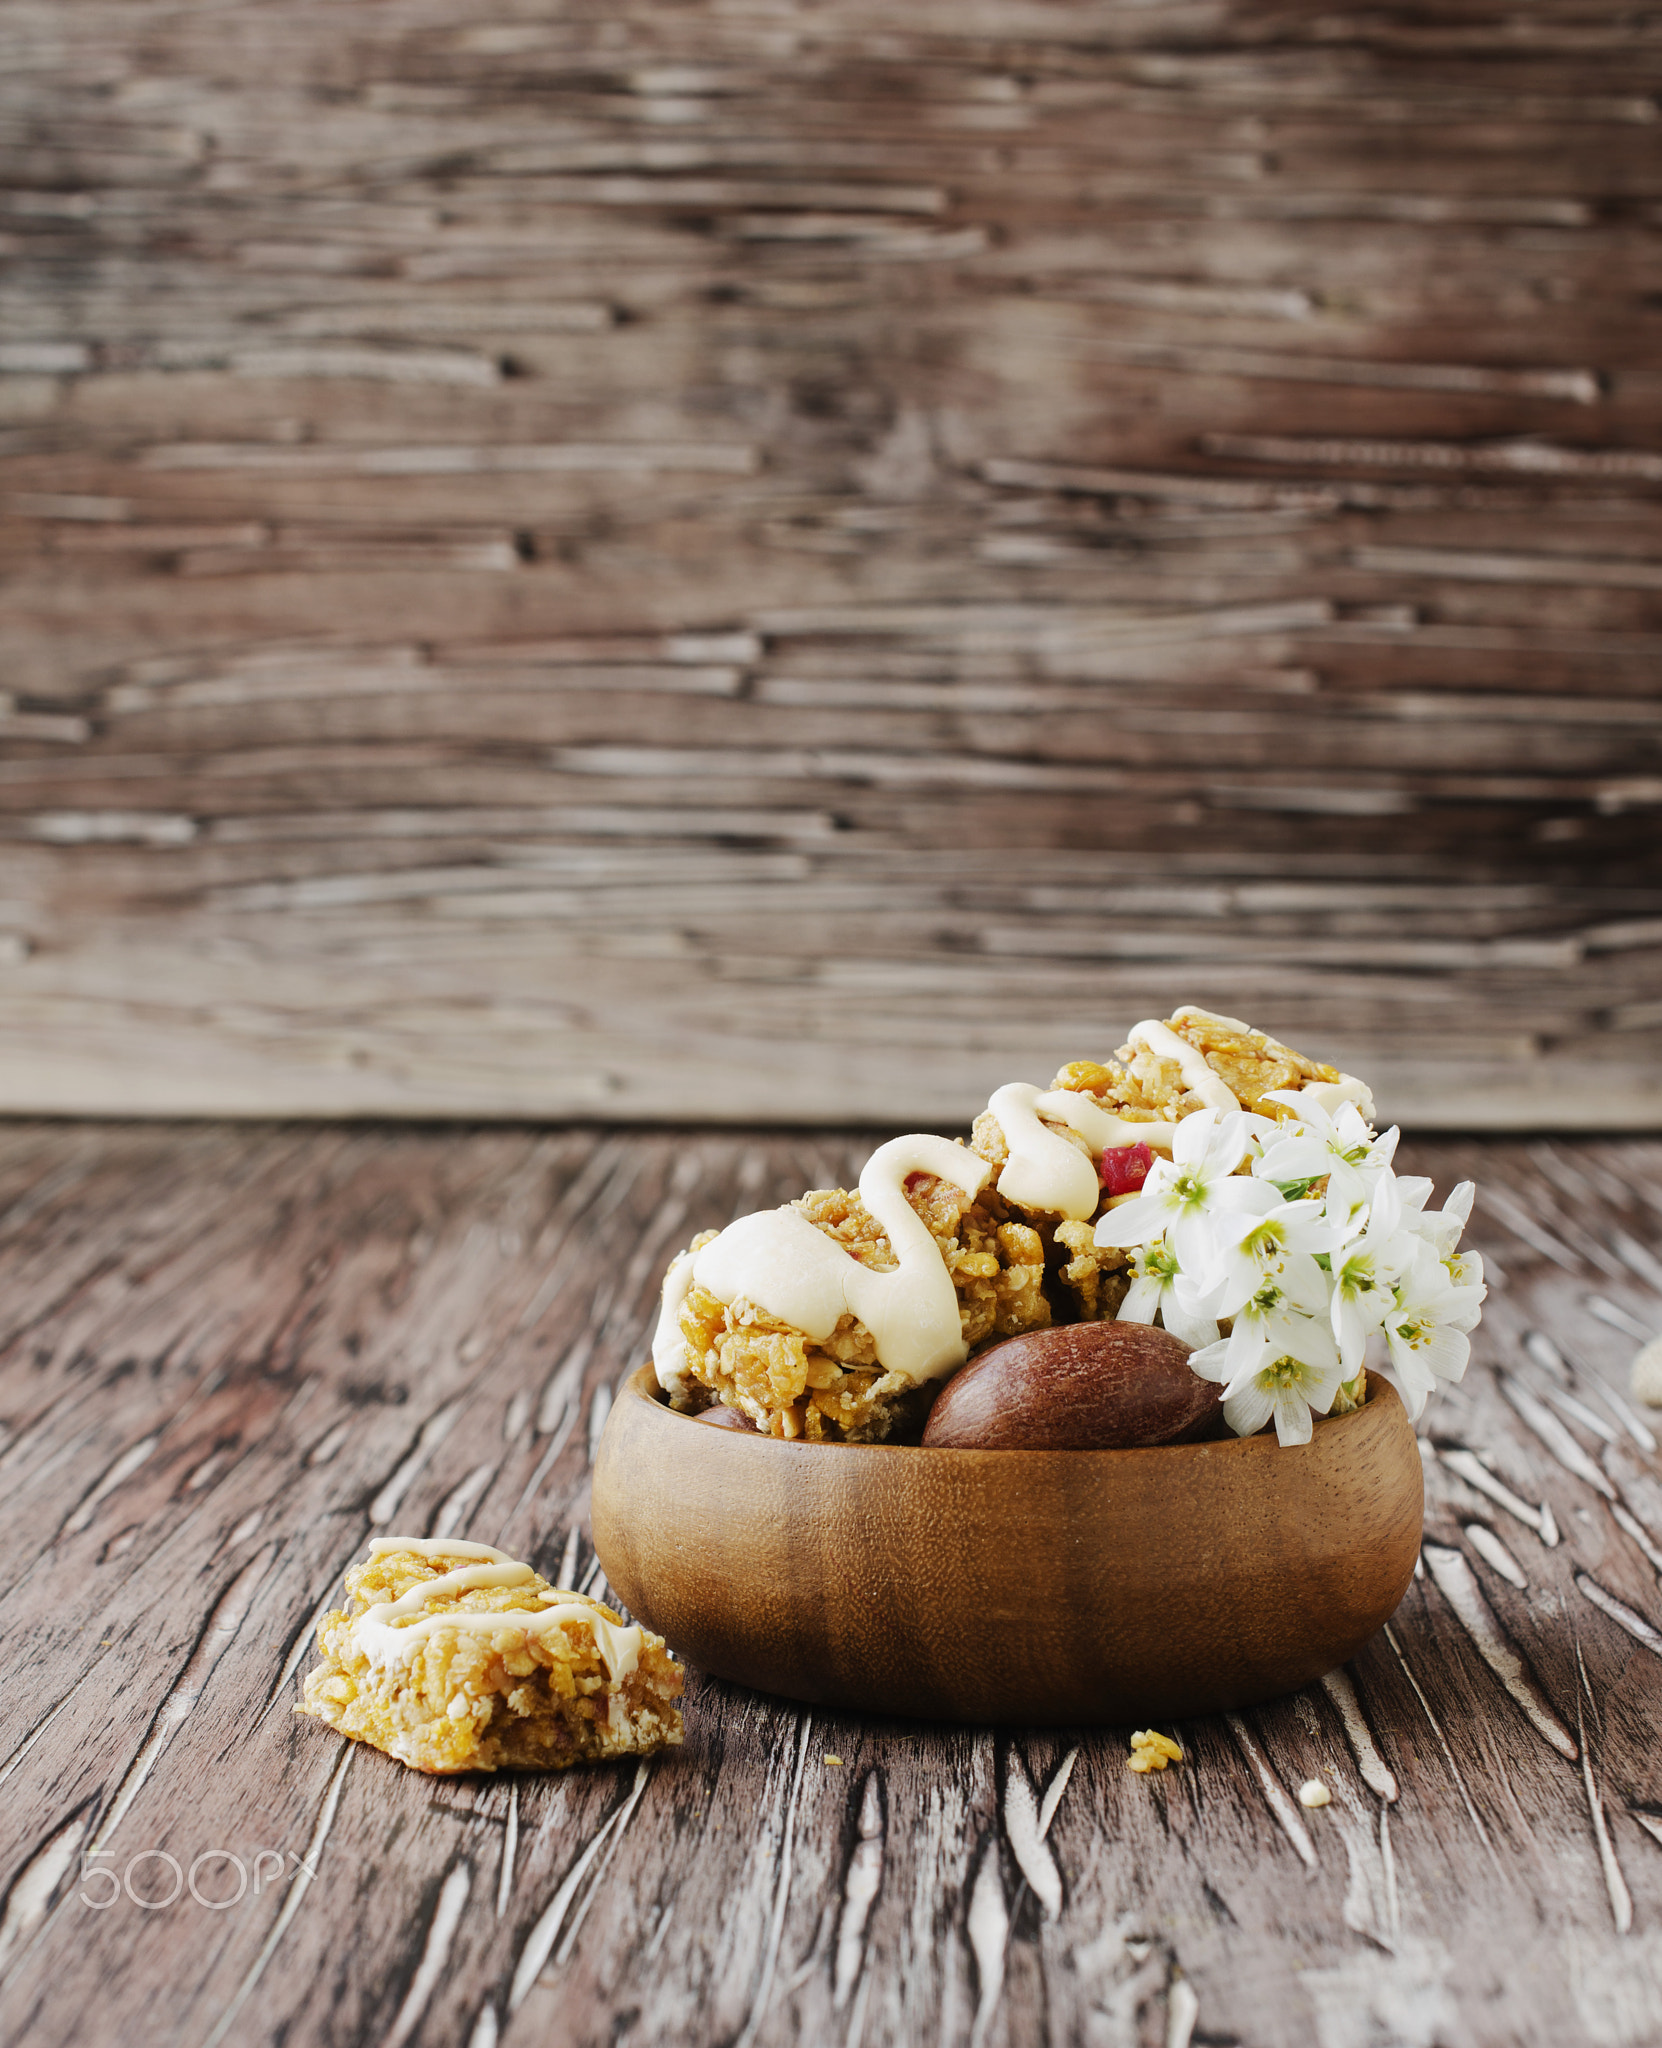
top-left (1033, 1008), bottom-right (1367, 1321)
top-left (669, 1173), bottom-right (1050, 1441)
top-left (653, 1007), bottom-right (1369, 1427)
top-left (1052, 1005), bottom-right (1365, 1124)
top-left (298, 1539), bottom-right (683, 1774)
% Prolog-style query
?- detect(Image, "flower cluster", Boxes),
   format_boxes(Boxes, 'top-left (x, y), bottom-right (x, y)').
top-left (1094, 1095), bottom-right (1485, 1447)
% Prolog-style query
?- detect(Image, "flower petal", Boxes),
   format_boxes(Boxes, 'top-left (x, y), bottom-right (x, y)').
top-left (1421, 1324), bottom-right (1471, 1385)
top-left (1332, 1296), bottom-right (1372, 1375)
top-left (1256, 1134), bottom-right (1334, 1181)
top-left (1372, 1352), bottom-right (1432, 1422)
top-left (1223, 1317), bottom-right (1269, 1378)
top-left (1170, 1108), bottom-right (1221, 1169)
top-left (1223, 1382), bottom-right (1274, 1438)
top-left (1264, 1089), bottom-right (1335, 1132)
top-left (1278, 1252), bottom-right (1332, 1316)
top-left (1271, 1388), bottom-right (1315, 1447)
top-left (1119, 1275), bottom-right (1163, 1325)
top-left (1169, 1209), bottom-right (1229, 1272)
top-left (1186, 1339), bottom-right (1232, 1384)
top-left (1211, 1177), bottom-right (1283, 1218)
top-left (1161, 1300), bottom-right (1222, 1349)
top-left (1093, 1194), bottom-right (1171, 1249)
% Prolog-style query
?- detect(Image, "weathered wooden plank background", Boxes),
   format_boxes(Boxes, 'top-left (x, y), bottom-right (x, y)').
top-left (1, 3), bottom-right (1661, 1124)
top-left (0, 1121), bottom-right (1659, 2047)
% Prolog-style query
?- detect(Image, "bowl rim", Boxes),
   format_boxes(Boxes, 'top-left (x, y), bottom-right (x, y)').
top-left (619, 1357), bottom-right (1403, 1467)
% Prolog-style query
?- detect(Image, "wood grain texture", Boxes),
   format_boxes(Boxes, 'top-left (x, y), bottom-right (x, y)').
top-left (594, 1363), bottom-right (1423, 1723)
top-left (0, 1121), bottom-right (1659, 2045)
top-left (2, 4), bottom-right (1662, 1124)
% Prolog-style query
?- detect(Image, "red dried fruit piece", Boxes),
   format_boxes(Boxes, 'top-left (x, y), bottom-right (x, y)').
top-left (1100, 1143), bottom-right (1153, 1196)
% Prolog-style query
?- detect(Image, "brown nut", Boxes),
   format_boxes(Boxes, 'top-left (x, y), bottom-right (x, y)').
top-left (921, 1321), bottom-right (1220, 1451)
top-left (691, 1402), bottom-right (756, 1432)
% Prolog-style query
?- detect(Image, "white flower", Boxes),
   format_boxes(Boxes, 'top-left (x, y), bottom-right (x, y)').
top-left (1377, 1239), bottom-right (1487, 1420)
top-left (1328, 1170), bottom-right (1417, 1373)
top-left (1186, 1198), bottom-right (1336, 1320)
top-left (1206, 1317), bottom-right (1346, 1448)
top-left (1187, 1254), bottom-right (1331, 1385)
top-left (1400, 1176), bottom-right (1483, 1296)
top-left (1119, 1238), bottom-right (1220, 1349)
top-left (1258, 1094), bottom-right (1399, 1230)
top-left (1095, 1109), bottom-right (1278, 1268)
top-left (1407, 1179), bottom-right (1475, 1258)
top-left (1102, 1096), bottom-right (1490, 1444)
top-left (1445, 1247), bottom-right (1484, 1291)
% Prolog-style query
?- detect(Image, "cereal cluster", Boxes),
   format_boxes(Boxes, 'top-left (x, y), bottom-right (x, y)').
top-left (666, 1009), bottom-right (1340, 1442)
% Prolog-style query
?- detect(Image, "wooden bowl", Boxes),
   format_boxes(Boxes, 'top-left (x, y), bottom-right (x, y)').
top-left (592, 1364), bottom-right (1423, 1724)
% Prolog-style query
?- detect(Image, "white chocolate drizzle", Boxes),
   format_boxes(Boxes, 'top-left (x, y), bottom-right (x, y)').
top-left (1127, 1018), bottom-right (1238, 1113)
top-left (986, 1083), bottom-right (1177, 1222)
top-left (652, 1133), bottom-right (990, 1392)
top-left (1171, 1003), bottom-right (1251, 1034)
top-left (352, 1538), bottom-right (642, 1681)
top-left (1168, 1006), bottom-right (1375, 1122)
top-left (1296, 1074), bottom-right (1377, 1122)
top-left (651, 1251), bottom-right (698, 1397)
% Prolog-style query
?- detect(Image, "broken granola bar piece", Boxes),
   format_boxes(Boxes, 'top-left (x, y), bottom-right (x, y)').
top-left (967, 1107), bottom-right (1133, 1323)
top-left (986, 1009), bottom-right (1367, 1320)
top-left (298, 1538), bottom-right (683, 1775)
top-left (668, 1174), bottom-right (1050, 1442)
top-left (1052, 1006), bottom-right (1368, 1124)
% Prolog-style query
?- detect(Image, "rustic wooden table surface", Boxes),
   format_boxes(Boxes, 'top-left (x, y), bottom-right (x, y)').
top-left (0, 1120), bottom-right (1659, 2048)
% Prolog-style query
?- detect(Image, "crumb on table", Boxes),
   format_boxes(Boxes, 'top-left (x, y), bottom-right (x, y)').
top-left (1129, 1729), bottom-right (1184, 1773)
